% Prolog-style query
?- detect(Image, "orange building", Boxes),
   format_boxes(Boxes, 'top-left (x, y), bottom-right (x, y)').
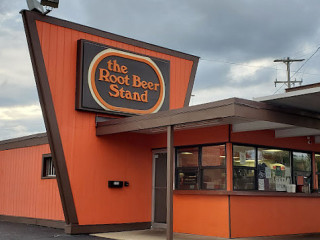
top-left (1, 10), bottom-right (320, 239)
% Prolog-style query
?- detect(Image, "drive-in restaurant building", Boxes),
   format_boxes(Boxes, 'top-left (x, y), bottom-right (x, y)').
top-left (1, 10), bottom-right (320, 239)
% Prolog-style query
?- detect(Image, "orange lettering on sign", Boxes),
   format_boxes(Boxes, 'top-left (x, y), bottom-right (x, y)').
top-left (132, 75), bottom-right (158, 91)
top-left (107, 60), bottom-right (128, 74)
top-left (108, 84), bottom-right (148, 103)
top-left (99, 68), bottom-right (130, 86)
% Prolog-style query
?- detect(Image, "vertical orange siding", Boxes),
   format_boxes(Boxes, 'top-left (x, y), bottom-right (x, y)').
top-left (35, 19), bottom-right (196, 225)
top-left (230, 196), bottom-right (320, 238)
top-left (0, 144), bottom-right (64, 221)
top-left (150, 125), bottom-right (230, 149)
top-left (173, 195), bottom-right (229, 238)
top-left (36, 20), bottom-right (194, 112)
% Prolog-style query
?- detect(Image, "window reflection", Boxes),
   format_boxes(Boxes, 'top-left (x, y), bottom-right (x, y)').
top-left (202, 145), bottom-right (225, 167)
top-left (177, 147), bottom-right (198, 167)
top-left (293, 152), bottom-right (312, 193)
top-left (233, 145), bottom-right (256, 190)
top-left (233, 145), bottom-right (256, 167)
top-left (202, 169), bottom-right (226, 190)
top-left (233, 168), bottom-right (255, 190)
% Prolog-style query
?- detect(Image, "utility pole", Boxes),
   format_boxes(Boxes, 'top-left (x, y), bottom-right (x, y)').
top-left (274, 57), bottom-right (304, 88)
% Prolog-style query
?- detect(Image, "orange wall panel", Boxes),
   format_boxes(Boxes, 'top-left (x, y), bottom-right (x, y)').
top-left (69, 133), bottom-right (153, 224)
top-left (231, 129), bottom-right (320, 152)
top-left (0, 145), bottom-right (64, 221)
top-left (230, 196), bottom-right (320, 238)
top-left (150, 125), bottom-right (229, 149)
top-left (35, 19), bottom-right (196, 225)
top-left (173, 194), bottom-right (229, 238)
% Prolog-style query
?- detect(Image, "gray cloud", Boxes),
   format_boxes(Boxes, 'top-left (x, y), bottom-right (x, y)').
top-left (1, 0), bottom-right (320, 140)
top-left (0, 83), bottom-right (39, 106)
top-left (53, 0), bottom-right (320, 93)
top-left (65, 0), bottom-right (320, 59)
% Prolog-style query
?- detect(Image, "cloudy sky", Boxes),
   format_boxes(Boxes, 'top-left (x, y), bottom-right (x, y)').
top-left (1, 0), bottom-right (320, 140)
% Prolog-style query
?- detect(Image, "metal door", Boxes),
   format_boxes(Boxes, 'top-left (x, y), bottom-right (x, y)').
top-left (152, 151), bottom-right (167, 227)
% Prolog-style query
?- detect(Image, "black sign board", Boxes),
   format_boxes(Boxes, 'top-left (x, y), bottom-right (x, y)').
top-left (76, 40), bottom-right (170, 115)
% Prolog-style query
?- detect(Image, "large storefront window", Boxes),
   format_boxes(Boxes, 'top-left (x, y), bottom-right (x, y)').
top-left (176, 144), bottom-right (226, 190)
top-left (233, 144), bottom-right (313, 193)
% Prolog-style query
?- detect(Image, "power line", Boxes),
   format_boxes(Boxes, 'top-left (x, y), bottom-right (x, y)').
top-left (290, 46), bottom-right (320, 80)
top-left (273, 83), bottom-right (286, 95)
top-left (199, 58), bottom-right (320, 77)
top-left (200, 58), bottom-right (276, 70)
top-left (291, 44), bottom-right (320, 58)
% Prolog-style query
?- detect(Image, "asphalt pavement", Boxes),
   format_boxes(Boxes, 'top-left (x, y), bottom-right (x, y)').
top-left (2, 220), bottom-right (320, 240)
top-left (0, 221), bottom-right (105, 240)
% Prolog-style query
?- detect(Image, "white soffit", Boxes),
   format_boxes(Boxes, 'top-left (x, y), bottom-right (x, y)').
top-left (275, 127), bottom-right (320, 138)
top-left (254, 86), bottom-right (320, 113)
top-left (232, 121), bottom-right (293, 133)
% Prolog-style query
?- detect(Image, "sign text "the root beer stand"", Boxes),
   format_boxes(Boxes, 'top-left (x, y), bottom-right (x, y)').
top-left (88, 49), bottom-right (165, 115)
top-left (98, 59), bottom-right (161, 103)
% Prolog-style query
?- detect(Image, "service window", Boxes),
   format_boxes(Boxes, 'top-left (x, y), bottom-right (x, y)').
top-left (42, 154), bottom-right (56, 178)
top-left (233, 145), bottom-right (256, 190)
top-left (176, 147), bottom-right (199, 190)
top-left (233, 145), bottom-right (314, 193)
top-left (201, 145), bottom-right (226, 190)
top-left (176, 144), bottom-right (226, 190)
top-left (293, 152), bottom-right (312, 192)
top-left (257, 148), bottom-right (291, 191)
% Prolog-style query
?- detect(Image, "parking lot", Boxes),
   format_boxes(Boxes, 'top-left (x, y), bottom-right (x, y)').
top-left (0, 221), bottom-right (103, 240)
top-left (2, 221), bottom-right (320, 240)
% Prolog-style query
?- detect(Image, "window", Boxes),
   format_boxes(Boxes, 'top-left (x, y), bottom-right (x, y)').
top-left (202, 145), bottom-right (226, 190)
top-left (257, 148), bottom-right (291, 191)
top-left (293, 152), bottom-right (312, 193)
top-left (42, 154), bottom-right (56, 178)
top-left (176, 144), bottom-right (226, 190)
top-left (233, 144), bottom-right (313, 193)
top-left (315, 154), bottom-right (320, 191)
top-left (233, 145), bottom-right (256, 190)
top-left (176, 147), bottom-right (199, 190)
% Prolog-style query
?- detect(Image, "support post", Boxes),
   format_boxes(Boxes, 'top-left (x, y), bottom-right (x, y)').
top-left (166, 125), bottom-right (174, 240)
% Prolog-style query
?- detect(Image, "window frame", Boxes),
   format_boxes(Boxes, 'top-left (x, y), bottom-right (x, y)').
top-left (232, 143), bottom-right (313, 192)
top-left (175, 143), bottom-right (227, 191)
top-left (41, 153), bottom-right (56, 179)
top-left (315, 153), bottom-right (320, 192)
